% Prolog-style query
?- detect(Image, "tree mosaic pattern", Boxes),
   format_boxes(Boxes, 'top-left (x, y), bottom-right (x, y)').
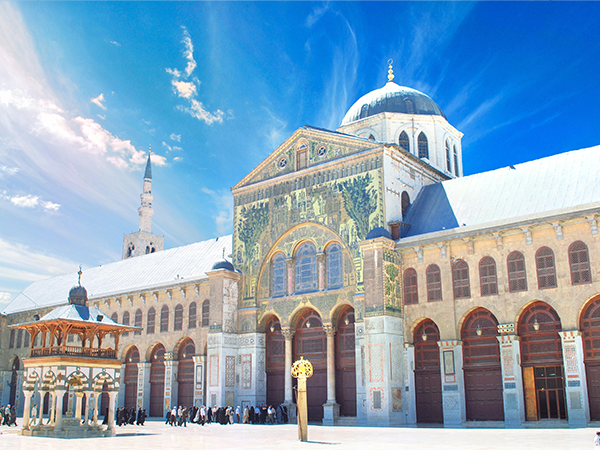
top-left (338, 174), bottom-right (377, 241)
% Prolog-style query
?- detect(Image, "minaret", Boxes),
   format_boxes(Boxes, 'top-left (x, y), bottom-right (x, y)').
top-left (122, 148), bottom-right (164, 259)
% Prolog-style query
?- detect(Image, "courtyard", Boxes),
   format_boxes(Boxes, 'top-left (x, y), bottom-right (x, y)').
top-left (0, 420), bottom-right (596, 450)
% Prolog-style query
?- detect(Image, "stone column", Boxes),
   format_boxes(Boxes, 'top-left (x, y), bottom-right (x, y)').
top-left (497, 333), bottom-right (525, 427)
top-left (192, 356), bottom-right (205, 407)
top-left (107, 391), bottom-right (118, 429)
top-left (438, 339), bottom-right (466, 427)
top-left (22, 389), bottom-right (33, 429)
top-left (84, 391), bottom-right (93, 424)
top-left (286, 259), bottom-right (294, 296)
top-left (38, 391), bottom-right (46, 427)
top-left (92, 391), bottom-right (100, 425)
top-left (74, 391), bottom-right (84, 421)
top-left (49, 392), bottom-right (57, 425)
top-left (317, 253), bottom-right (326, 291)
top-left (559, 330), bottom-right (589, 426)
top-left (164, 359), bottom-right (178, 413)
top-left (54, 388), bottom-right (66, 430)
top-left (404, 343), bottom-right (417, 424)
top-left (282, 327), bottom-right (297, 422)
top-left (138, 362), bottom-right (151, 411)
top-left (322, 324), bottom-right (339, 426)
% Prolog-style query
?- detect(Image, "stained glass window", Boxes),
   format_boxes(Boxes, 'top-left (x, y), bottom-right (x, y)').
top-left (272, 253), bottom-right (286, 297)
top-left (327, 243), bottom-right (343, 289)
top-left (418, 132), bottom-right (429, 159)
top-left (398, 131), bottom-right (410, 153)
top-left (295, 242), bottom-right (317, 293)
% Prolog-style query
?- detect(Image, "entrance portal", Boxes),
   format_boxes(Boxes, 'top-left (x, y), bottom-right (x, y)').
top-left (414, 320), bottom-right (443, 423)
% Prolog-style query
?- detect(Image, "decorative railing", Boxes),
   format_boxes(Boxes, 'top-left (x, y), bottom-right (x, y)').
top-left (30, 346), bottom-right (117, 359)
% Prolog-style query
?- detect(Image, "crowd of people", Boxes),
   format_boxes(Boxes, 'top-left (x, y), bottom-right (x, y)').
top-left (163, 404), bottom-right (289, 426)
top-left (0, 405), bottom-right (18, 427)
top-left (115, 407), bottom-right (147, 426)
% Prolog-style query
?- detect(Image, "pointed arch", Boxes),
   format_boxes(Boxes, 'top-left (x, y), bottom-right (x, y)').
top-left (418, 132), bottom-right (429, 159)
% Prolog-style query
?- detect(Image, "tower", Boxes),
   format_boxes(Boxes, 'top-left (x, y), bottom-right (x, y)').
top-left (122, 150), bottom-right (164, 259)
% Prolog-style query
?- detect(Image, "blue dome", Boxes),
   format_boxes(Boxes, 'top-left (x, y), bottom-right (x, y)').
top-left (212, 260), bottom-right (235, 271)
top-left (68, 285), bottom-right (88, 305)
top-left (341, 81), bottom-right (445, 126)
top-left (365, 227), bottom-right (393, 240)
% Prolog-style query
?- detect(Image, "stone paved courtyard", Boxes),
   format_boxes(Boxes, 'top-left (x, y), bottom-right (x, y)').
top-left (0, 419), bottom-right (597, 449)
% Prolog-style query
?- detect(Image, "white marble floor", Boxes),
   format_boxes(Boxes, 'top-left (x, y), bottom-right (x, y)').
top-left (0, 420), bottom-right (597, 449)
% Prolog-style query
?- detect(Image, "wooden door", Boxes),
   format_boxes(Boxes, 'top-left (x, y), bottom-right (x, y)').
top-left (415, 369), bottom-right (443, 423)
top-left (586, 363), bottom-right (600, 420)
top-left (464, 367), bottom-right (504, 420)
top-left (523, 366), bottom-right (538, 421)
top-left (336, 308), bottom-right (356, 417)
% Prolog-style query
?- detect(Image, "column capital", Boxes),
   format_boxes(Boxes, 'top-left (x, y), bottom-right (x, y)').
top-left (559, 330), bottom-right (581, 342)
top-left (323, 324), bottom-right (336, 337)
top-left (497, 334), bottom-right (520, 345)
top-left (282, 327), bottom-right (295, 340)
top-left (437, 339), bottom-right (461, 349)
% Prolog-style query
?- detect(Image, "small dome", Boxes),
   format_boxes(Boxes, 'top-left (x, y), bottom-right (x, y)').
top-left (68, 285), bottom-right (88, 306)
top-left (212, 260), bottom-right (235, 271)
top-left (365, 227), bottom-right (393, 240)
top-left (341, 81), bottom-right (445, 126)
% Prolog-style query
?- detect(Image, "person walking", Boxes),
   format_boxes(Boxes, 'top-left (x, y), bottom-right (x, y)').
top-left (30, 404), bottom-right (38, 427)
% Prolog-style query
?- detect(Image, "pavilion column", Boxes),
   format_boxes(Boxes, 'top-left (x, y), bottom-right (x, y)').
top-left (92, 391), bottom-right (100, 425)
top-left (107, 391), bottom-right (118, 429)
top-left (22, 389), bottom-right (33, 429)
top-left (74, 391), bottom-right (84, 421)
top-left (84, 391), bottom-right (93, 424)
top-left (322, 325), bottom-right (339, 426)
top-left (49, 392), bottom-right (57, 425)
top-left (38, 391), bottom-right (46, 426)
top-left (54, 388), bottom-right (66, 430)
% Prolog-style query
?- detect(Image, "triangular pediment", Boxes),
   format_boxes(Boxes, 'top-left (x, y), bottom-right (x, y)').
top-left (233, 126), bottom-right (381, 191)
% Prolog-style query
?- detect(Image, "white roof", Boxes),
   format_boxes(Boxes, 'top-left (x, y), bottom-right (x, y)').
top-left (3, 235), bottom-right (233, 315)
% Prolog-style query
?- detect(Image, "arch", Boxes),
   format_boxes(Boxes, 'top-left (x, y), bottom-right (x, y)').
top-left (266, 316), bottom-right (285, 408)
top-left (271, 252), bottom-right (286, 297)
top-left (569, 241), bottom-right (591, 285)
top-left (403, 268), bottom-right (418, 305)
top-left (460, 308), bottom-right (503, 421)
top-left (295, 241), bottom-right (317, 293)
top-left (413, 319), bottom-right (443, 423)
top-left (188, 302), bottom-right (197, 329)
top-left (160, 305), bottom-right (169, 332)
top-left (149, 343), bottom-right (166, 417)
top-left (445, 140), bottom-right (451, 172)
top-left (452, 260), bottom-right (471, 299)
top-left (581, 295), bottom-right (600, 419)
top-left (201, 299), bottom-right (210, 327)
top-left (518, 301), bottom-right (566, 420)
top-left (401, 191), bottom-right (410, 218)
top-left (507, 251), bottom-right (527, 292)
top-left (177, 338), bottom-right (196, 407)
top-left (398, 130), bottom-right (410, 153)
top-left (124, 346), bottom-right (140, 409)
top-left (174, 304), bottom-right (183, 331)
top-left (147, 307), bottom-right (156, 334)
top-left (536, 247), bottom-right (557, 289)
top-left (479, 257), bottom-right (498, 296)
top-left (453, 145), bottom-right (459, 176)
top-left (326, 242), bottom-right (343, 289)
top-left (335, 306), bottom-right (356, 417)
top-left (134, 308), bottom-right (142, 335)
top-left (418, 132), bottom-right (429, 159)
top-left (9, 356), bottom-right (20, 407)
top-left (426, 264), bottom-right (442, 302)
top-left (293, 309), bottom-right (326, 421)
top-left (122, 311), bottom-right (130, 337)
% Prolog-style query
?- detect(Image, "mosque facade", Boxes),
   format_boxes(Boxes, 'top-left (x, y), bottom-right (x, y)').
top-left (1, 65), bottom-right (600, 428)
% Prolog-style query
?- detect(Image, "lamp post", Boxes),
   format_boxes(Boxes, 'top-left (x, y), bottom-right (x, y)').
top-left (291, 356), bottom-right (313, 442)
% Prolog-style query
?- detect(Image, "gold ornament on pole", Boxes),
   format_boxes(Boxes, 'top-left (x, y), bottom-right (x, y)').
top-left (291, 356), bottom-right (313, 442)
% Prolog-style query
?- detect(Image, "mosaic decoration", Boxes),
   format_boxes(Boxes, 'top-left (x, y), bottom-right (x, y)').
top-left (564, 345), bottom-right (578, 373)
top-left (444, 394), bottom-right (459, 410)
top-left (369, 343), bottom-right (384, 382)
top-left (209, 355), bottom-right (219, 387)
top-left (241, 354), bottom-right (252, 389)
top-left (501, 347), bottom-right (514, 377)
top-left (370, 388), bottom-right (384, 411)
top-left (392, 388), bottom-right (403, 411)
top-left (225, 356), bottom-right (235, 387)
top-left (383, 251), bottom-right (402, 312)
top-left (390, 343), bottom-right (403, 382)
top-left (361, 345), bottom-right (366, 386)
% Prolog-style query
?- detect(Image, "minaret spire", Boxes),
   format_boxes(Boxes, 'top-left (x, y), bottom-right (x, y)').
top-left (144, 147), bottom-right (153, 180)
top-left (138, 147), bottom-right (154, 233)
top-left (387, 59), bottom-right (395, 83)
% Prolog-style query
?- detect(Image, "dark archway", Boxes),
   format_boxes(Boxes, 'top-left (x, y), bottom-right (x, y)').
top-left (177, 339), bottom-right (196, 408)
top-left (414, 320), bottom-right (443, 423)
top-left (9, 356), bottom-right (19, 407)
top-left (266, 316), bottom-right (285, 408)
top-left (293, 310), bottom-right (326, 421)
top-left (149, 344), bottom-right (166, 417)
top-left (461, 308), bottom-right (503, 421)
top-left (581, 296), bottom-right (600, 420)
top-left (124, 346), bottom-right (140, 409)
top-left (335, 307), bottom-right (356, 417)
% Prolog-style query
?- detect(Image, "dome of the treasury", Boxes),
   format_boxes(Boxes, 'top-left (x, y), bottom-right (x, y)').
top-left (340, 80), bottom-right (446, 126)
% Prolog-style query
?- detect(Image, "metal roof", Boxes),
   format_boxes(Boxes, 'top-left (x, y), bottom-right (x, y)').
top-left (403, 146), bottom-right (600, 237)
top-left (3, 234), bottom-right (232, 315)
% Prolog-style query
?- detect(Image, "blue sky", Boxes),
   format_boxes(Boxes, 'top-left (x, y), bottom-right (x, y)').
top-left (1, 2), bottom-right (599, 309)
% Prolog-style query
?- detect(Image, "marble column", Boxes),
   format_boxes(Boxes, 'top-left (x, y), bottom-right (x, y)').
top-left (282, 327), bottom-right (297, 422)
top-left (38, 391), bottom-right (46, 427)
top-left (92, 391), bottom-right (100, 425)
top-left (317, 253), bottom-right (326, 291)
top-left (84, 391), bottom-right (93, 424)
top-left (107, 391), bottom-right (118, 429)
top-left (437, 339), bottom-right (466, 427)
top-left (22, 390), bottom-right (33, 429)
top-left (404, 343), bottom-right (417, 424)
top-left (497, 333), bottom-right (525, 427)
top-left (74, 391), bottom-right (84, 421)
top-left (286, 259), bottom-right (294, 296)
top-left (49, 392), bottom-right (57, 425)
top-left (559, 330), bottom-right (589, 426)
top-left (322, 324), bottom-right (339, 426)
top-left (54, 388), bottom-right (66, 430)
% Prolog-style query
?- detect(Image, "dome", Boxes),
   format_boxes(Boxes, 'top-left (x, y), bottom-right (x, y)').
top-left (365, 227), bottom-right (393, 240)
top-left (68, 285), bottom-right (88, 305)
top-left (212, 260), bottom-right (235, 271)
top-left (341, 81), bottom-right (445, 126)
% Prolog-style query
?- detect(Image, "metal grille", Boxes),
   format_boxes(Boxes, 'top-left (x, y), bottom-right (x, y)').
top-left (452, 260), bottom-right (471, 299)
top-left (479, 257), bottom-right (498, 296)
top-left (426, 264), bottom-right (442, 302)
top-left (536, 247), bottom-right (557, 289)
top-left (581, 297), bottom-right (600, 361)
top-left (519, 302), bottom-right (562, 365)
top-left (507, 251), bottom-right (527, 292)
top-left (569, 241), bottom-right (592, 285)
top-left (403, 268), bottom-right (418, 305)
top-left (462, 308), bottom-right (500, 367)
top-left (414, 320), bottom-right (440, 371)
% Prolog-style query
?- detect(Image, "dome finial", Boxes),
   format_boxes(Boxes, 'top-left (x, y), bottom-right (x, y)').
top-left (387, 59), bottom-right (394, 82)
top-left (77, 265), bottom-right (83, 286)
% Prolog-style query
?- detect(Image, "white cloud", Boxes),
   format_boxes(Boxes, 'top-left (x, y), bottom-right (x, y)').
top-left (42, 200), bottom-right (60, 211)
top-left (178, 99), bottom-right (224, 125)
top-left (173, 156), bottom-right (182, 162)
top-left (172, 80), bottom-right (197, 99)
top-left (200, 187), bottom-right (233, 235)
top-left (10, 194), bottom-right (39, 208)
top-left (162, 141), bottom-right (182, 152)
top-left (0, 165), bottom-right (19, 175)
top-left (170, 133), bottom-right (181, 142)
top-left (109, 40), bottom-right (121, 47)
top-left (181, 27), bottom-right (197, 77)
top-left (97, 114), bottom-right (106, 120)
top-left (90, 93), bottom-right (106, 110)
top-left (150, 154), bottom-right (167, 166)
top-left (0, 292), bottom-right (11, 301)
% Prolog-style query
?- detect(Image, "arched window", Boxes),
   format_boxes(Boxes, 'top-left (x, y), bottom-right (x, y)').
top-left (507, 251), bottom-right (527, 292)
top-left (359, 104), bottom-right (369, 119)
top-left (452, 260), bottom-right (471, 299)
top-left (174, 304), bottom-right (183, 331)
top-left (134, 309), bottom-right (142, 335)
top-left (160, 305), bottom-right (169, 332)
top-left (569, 241), bottom-right (591, 285)
top-left (296, 144), bottom-right (308, 171)
top-left (446, 140), bottom-right (451, 172)
top-left (147, 308), bottom-right (155, 334)
top-left (426, 264), bottom-right (442, 302)
top-left (295, 242), bottom-right (317, 293)
top-left (111, 312), bottom-right (118, 322)
top-left (536, 247), bottom-right (557, 289)
top-left (326, 243), bottom-right (343, 289)
top-left (127, 243), bottom-right (134, 257)
top-left (9, 329), bottom-right (15, 348)
top-left (202, 300), bottom-right (210, 327)
top-left (189, 302), bottom-right (197, 329)
top-left (403, 268), bottom-right (418, 305)
top-left (418, 132), bottom-right (429, 159)
top-left (398, 131), bottom-right (410, 152)
top-left (401, 191), bottom-right (410, 218)
top-left (453, 145), bottom-right (459, 176)
top-left (271, 253), bottom-right (286, 297)
top-left (479, 257), bottom-right (498, 296)
top-left (23, 330), bottom-right (30, 348)
top-left (368, 134), bottom-right (375, 141)
top-left (404, 98), bottom-right (415, 114)
top-left (16, 329), bottom-right (23, 348)
top-left (122, 311), bottom-right (130, 337)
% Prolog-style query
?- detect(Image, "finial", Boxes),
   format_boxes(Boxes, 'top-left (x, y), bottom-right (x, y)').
top-left (222, 247), bottom-right (226, 260)
top-left (77, 265), bottom-right (83, 286)
top-left (387, 59), bottom-right (394, 82)
top-left (149, 145), bottom-right (152, 154)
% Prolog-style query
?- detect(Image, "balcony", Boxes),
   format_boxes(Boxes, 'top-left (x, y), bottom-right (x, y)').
top-left (29, 346), bottom-right (117, 359)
